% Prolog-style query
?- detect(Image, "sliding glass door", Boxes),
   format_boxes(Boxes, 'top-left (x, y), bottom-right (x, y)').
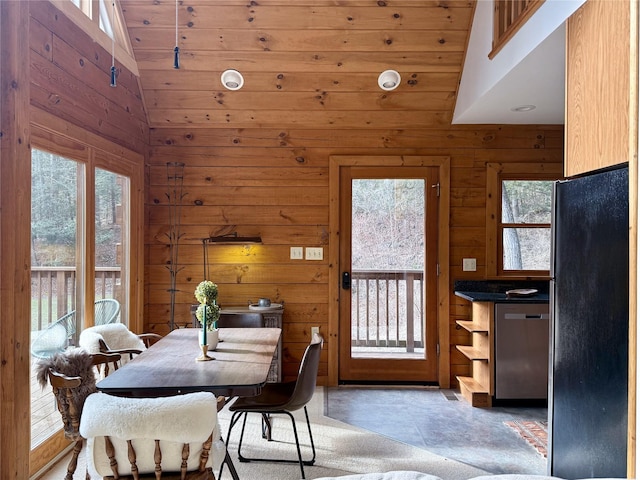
top-left (29, 141), bottom-right (134, 474)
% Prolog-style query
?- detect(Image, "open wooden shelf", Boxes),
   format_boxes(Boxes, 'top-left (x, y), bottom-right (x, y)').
top-left (456, 320), bottom-right (489, 333)
top-left (457, 376), bottom-right (491, 407)
top-left (456, 345), bottom-right (489, 361)
top-left (455, 301), bottom-right (493, 407)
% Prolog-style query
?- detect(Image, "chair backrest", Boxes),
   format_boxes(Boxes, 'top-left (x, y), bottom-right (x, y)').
top-left (286, 333), bottom-right (323, 412)
top-left (94, 298), bottom-right (120, 325)
top-left (217, 312), bottom-right (264, 328)
top-left (36, 349), bottom-right (121, 440)
top-left (80, 392), bottom-right (223, 478)
top-left (190, 306), bottom-right (264, 328)
top-left (30, 310), bottom-right (77, 359)
top-left (79, 323), bottom-right (146, 356)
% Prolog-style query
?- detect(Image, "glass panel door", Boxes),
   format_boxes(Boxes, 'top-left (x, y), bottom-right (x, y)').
top-left (30, 149), bottom-right (82, 451)
top-left (350, 178), bottom-right (426, 359)
top-left (339, 166), bottom-right (439, 383)
top-left (95, 168), bottom-right (129, 325)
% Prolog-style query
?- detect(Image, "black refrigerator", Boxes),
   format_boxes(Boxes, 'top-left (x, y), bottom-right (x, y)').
top-left (548, 165), bottom-right (628, 479)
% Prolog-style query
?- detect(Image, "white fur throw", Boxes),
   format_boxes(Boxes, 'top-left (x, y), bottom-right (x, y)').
top-left (79, 323), bottom-right (146, 354)
top-left (80, 392), bottom-right (224, 477)
top-left (80, 391), bottom-right (217, 443)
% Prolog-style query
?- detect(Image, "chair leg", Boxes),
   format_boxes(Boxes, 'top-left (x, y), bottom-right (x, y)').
top-left (261, 413), bottom-right (272, 440)
top-left (65, 439), bottom-right (83, 480)
top-left (232, 409), bottom-right (316, 479)
top-left (221, 449), bottom-right (240, 480)
top-left (302, 406), bottom-right (317, 466)
top-left (220, 411), bottom-right (244, 480)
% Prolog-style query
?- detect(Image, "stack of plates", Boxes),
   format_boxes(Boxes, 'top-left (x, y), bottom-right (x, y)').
top-left (505, 288), bottom-right (538, 297)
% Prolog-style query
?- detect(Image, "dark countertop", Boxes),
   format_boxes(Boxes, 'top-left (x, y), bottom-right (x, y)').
top-left (454, 280), bottom-right (550, 304)
top-left (454, 290), bottom-right (549, 303)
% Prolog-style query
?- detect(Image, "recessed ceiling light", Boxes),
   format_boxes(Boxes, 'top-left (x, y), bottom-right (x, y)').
top-left (378, 70), bottom-right (401, 91)
top-left (221, 69), bottom-right (244, 90)
top-left (510, 105), bottom-right (537, 112)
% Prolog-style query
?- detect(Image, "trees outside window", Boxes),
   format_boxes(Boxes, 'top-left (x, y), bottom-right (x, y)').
top-left (486, 162), bottom-right (563, 277)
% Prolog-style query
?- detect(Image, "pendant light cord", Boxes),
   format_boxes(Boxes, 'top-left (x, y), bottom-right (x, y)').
top-left (110, 1), bottom-right (116, 86)
top-left (173, 0), bottom-right (180, 68)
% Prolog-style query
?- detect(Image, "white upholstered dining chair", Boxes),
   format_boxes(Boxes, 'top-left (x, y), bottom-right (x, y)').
top-left (80, 391), bottom-right (227, 479)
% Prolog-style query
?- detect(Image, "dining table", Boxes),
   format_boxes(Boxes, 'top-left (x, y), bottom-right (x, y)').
top-left (96, 327), bottom-right (282, 398)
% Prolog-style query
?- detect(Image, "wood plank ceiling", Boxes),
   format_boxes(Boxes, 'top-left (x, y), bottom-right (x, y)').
top-left (120, 0), bottom-right (474, 130)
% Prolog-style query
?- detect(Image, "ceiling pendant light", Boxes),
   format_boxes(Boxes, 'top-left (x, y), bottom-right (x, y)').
top-left (378, 70), bottom-right (401, 91)
top-left (173, 0), bottom-right (180, 69)
top-left (221, 69), bottom-right (244, 90)
top-left (109, 1), bottom-right (117, 87)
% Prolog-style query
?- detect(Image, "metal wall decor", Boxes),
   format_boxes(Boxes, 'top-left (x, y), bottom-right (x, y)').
top-left (165, 162), bottom-right (186, 330)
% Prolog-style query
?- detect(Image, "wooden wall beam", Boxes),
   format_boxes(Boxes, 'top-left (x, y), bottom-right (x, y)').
top-left (0, 1), bottom-right (32, 477)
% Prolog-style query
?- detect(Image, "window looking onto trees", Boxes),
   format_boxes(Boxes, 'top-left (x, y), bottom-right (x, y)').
top-left (501, 179), bottom-right (553, 271)
top-left (486, 162), bottom-right (563, 277)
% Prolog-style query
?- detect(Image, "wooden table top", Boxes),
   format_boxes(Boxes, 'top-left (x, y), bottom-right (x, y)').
top-left (96, 327), bottom-right (282, 398)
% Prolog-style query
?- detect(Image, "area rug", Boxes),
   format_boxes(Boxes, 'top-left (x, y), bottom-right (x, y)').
top-left (504, 420), bottom-right (548, 458)
top-left (39, 388), bottom-right (490, 480)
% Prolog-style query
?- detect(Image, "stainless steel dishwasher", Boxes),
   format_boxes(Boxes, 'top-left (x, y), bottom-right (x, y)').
top-left (494, 302), bottom-right (550, 400)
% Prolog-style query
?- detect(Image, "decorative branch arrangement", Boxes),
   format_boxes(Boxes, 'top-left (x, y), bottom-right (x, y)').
top-left (165, 161), bottom-right (186, 331)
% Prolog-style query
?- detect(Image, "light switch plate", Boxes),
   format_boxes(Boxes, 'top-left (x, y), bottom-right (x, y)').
top-left (290, 246), bottom-right (303, 259)
top-left (305, 247), bottom-right (323, 260)
top-left (462, 258), bottom-right (477, 272)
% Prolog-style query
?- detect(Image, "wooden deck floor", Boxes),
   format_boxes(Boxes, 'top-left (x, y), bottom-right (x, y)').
top-left (31, 357), bottom-right (62, 448)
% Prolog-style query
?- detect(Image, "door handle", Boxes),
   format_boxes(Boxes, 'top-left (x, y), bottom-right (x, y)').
top-left (341, 271), bottom-right (351, 290)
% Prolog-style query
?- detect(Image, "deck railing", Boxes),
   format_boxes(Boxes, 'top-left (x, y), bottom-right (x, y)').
top-left (351, 269), bottom-right (424, 352)
top-left (31, 266), bottom-right (121, 330)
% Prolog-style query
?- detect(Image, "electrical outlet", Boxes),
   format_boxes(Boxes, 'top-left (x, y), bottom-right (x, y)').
top-left (311, 326), bottom-right (320, 337)
top-left (462, 258), bottom-right (477, 272)
top-left (290, 246), bottom-right (303, 259)
top-left (305, 247), bottom-right (323, 260)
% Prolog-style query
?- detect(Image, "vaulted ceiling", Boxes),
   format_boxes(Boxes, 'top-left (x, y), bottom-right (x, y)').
top-left (120, 0), bottom-right (474, 130)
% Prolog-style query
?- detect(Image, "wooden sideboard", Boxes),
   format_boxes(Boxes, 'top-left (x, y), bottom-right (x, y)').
top-left (189, 304), bottom-right (283, 382)
top-left (220, 306), bottom-right (283, 383)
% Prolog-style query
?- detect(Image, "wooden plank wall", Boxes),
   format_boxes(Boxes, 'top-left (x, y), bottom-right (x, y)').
top-left (29, 0), bottom-right (147, 155)
top-left (147, 125), bottom-right (564, 384)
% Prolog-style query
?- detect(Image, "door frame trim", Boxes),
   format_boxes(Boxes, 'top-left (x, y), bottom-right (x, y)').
top-left (328, 155), bottom-right (451, 388)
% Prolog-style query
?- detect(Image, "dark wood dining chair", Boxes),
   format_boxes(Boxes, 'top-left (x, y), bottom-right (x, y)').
top-left (190, 307), bottom-right (264, 329)
top-left (36, 349), bottom-right (123, 480)
top-left (223, 333), bottom-right (323, 479)
top-left (216, 312), bottom-right (264, 328)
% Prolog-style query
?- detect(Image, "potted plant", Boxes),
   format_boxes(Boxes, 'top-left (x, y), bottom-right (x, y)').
top-left (194, 280), bottom-right (221, 349)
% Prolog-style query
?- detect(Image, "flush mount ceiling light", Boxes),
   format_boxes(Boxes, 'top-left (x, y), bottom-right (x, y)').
top-left (378, 70), bottom-right (401, 91)
top-left (510, 104), bottom-right (537, 112)
top-left (221, 69), bottom-right (244, 90)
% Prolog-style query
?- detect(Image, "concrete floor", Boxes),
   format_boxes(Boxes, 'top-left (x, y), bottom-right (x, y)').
top-left (324, 387), bottom-right (548, 475)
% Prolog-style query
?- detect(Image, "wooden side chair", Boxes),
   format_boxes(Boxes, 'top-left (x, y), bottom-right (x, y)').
top-left (79, 323), bottom-right (162, 363)
top-left (36, 349), bottom-right (122, 480)
top-left (80, 391), bottom-right (226, 479)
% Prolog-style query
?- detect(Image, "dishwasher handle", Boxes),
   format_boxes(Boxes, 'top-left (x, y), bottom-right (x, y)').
top-left (504, 313), bottom-right (549, 320)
